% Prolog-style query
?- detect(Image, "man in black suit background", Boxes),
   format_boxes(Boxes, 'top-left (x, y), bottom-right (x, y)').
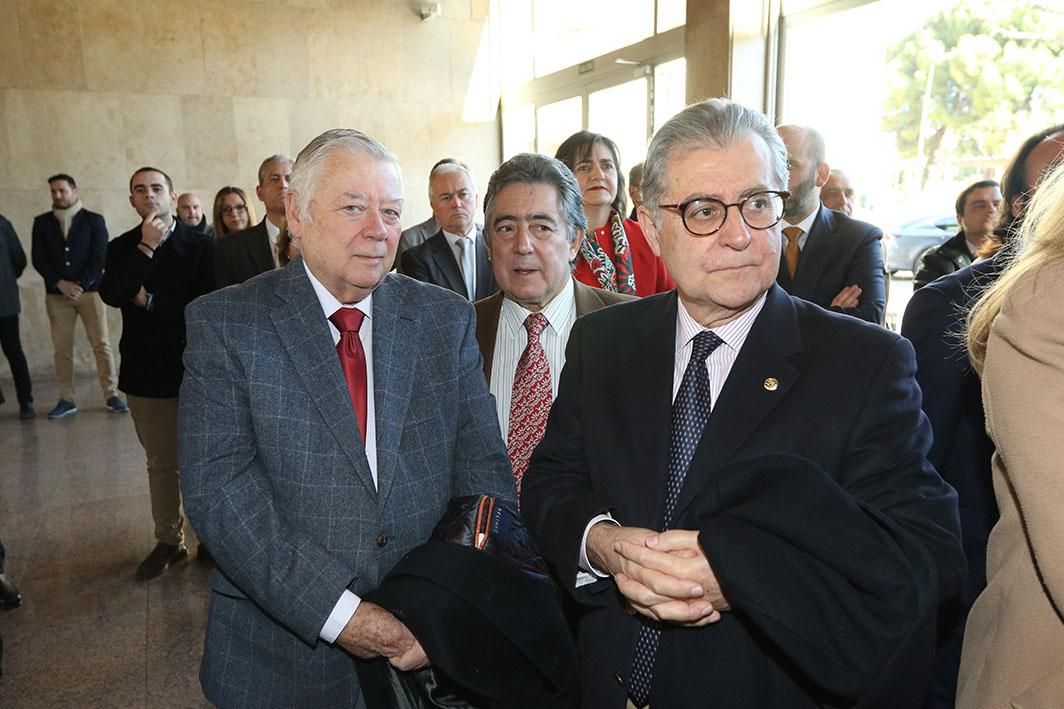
top-left (31, 173), bottom-right (126, 419)
top-left (912, 179), bottom-right (1001, 290)
top-left (400, 160), bottom-right (498, 301)
top-left (522, 98), bottom-right (964, 708)
top-left (214, 154), bottom-right (291, 287)
top-left (99, 167), bottom-right (214, 581)
top-left (775, 125), bottom-right (885, 324)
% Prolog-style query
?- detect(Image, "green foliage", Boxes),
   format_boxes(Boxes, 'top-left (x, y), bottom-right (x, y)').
top-left (883, 0), bottom-right (1064, 182)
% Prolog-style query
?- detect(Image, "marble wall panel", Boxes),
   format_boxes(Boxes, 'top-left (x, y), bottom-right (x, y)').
top-left (15, 0), bottom-right (87, 90)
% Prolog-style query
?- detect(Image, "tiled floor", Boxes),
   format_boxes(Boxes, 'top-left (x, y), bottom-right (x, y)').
top-left (0, 377), bottom-right (211, 708)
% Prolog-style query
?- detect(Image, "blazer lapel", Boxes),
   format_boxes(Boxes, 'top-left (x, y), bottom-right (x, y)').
top-left (671, 286), bottom-right (803, 521)
top-left (427, 232), bottom-right (466, 295)
top-left (474, 228), bottom-right (496, 299)
top-left (249, 221), bottom-right (275, 274)
top-left (474, 292), bottom-right (503, 381)
top-left (616, 293), bottom-right (678, 527)
top-left (270, 258), bottom-right (378, 496)
top-left (573, 279), bottom-right (607, 316)
top-left (368, 275), bottom-right (418, 507)
top-left (793, 207), bottom-right (833, 295)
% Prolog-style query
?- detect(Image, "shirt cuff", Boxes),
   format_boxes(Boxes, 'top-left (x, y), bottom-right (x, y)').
top-left (577, 513), bottom-right (619, 587)
top-left (320, 590), bottom-right (361, 644)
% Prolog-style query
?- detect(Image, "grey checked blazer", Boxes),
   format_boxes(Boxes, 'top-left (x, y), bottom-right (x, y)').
top-left (179, 257), bottom-right (514, 708)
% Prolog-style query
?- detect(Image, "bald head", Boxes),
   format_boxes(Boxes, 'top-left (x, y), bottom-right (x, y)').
top-left (177, 192), bottom-right (204, 227)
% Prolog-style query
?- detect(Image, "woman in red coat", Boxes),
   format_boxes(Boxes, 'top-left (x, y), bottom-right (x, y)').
top-left (555, 132), bottom-right (674, 297)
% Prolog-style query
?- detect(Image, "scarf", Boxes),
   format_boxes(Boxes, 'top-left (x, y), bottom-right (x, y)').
top-left (52, 200), bottom-right (83, 239)
top-left (579, 209), bottom-right (637, 295)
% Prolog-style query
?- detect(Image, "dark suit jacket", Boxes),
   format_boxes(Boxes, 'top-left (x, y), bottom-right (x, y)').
top-left (31, 208), bottom-right (108, 293)
top-left (901, 257), bottom-right (1001, 708)
top-left (214, 219), bottom-right (275, 288)
top-left (522, 285), bottom-right (965, 708)
top-left (474, 278), bottom-right (636, 381)
top-left (0, 215), bottom-right (26, 318)
top-left (99, 221), bottom-right (214, 398)
top-left (777, 205), bottom-right (886, 325)
top-left (400, 228), bottom-right (498, 301)
top-left (179, 263), bottom-right (515, 708)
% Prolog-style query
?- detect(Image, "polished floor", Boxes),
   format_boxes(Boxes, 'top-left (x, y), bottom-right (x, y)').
top-left (0, 376), bottom-right (211, 708)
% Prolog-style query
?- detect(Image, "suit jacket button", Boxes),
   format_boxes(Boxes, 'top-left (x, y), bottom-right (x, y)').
top-left (376, 534), bottom-right (388, 547)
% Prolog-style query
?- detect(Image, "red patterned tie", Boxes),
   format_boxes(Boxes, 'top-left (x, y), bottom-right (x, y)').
top-left (329, 308), bottom-right (368, 442)
top-left (506, 313), bottom-right (552, 496)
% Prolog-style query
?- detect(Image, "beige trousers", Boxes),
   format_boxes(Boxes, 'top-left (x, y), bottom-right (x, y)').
top-left (45, 292), bottom-right (118, 402)
top-left (127, 395), bottom-right (184, 546)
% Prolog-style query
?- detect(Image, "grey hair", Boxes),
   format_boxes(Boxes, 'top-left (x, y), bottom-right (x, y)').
top-left (641, 98), bottom-right (788, 223)
top-left (257, 154), bottom-right (293, 186)
top-left (482, 153), bottom-right (587, 244)
top-left (427, 158), bottom-right (474, 198)
top-left (288, 129), bottom-right (399, 222)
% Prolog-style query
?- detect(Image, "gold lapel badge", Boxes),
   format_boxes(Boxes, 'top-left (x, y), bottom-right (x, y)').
top-left (763, 377), bottom-right (779, 391)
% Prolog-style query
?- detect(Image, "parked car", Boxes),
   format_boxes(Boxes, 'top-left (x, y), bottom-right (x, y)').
top-left (883, 214), bottom-right (960, 274)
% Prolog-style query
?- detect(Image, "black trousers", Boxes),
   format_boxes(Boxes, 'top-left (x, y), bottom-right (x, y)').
top-left (0, 314), bottom-right (33, 405)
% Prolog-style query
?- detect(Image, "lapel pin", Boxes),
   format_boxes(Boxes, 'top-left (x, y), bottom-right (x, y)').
top-left (763, 377), bottom-right (779, 391)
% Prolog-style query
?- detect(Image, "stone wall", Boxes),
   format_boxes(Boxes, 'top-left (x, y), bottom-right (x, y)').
top-left (0, 0), bottom-right (499, 382)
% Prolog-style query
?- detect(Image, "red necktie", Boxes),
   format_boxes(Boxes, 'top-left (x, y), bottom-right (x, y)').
top-left (506, 313), bottom-right (552, 497)
top-left (329, 308), bottom-right (368, 442)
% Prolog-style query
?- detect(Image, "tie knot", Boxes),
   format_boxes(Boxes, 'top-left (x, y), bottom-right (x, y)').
top-left (329, 307), bottom-right (365, 334)
top-left (524, 313), bottom-right (549, 340)
top-left (783, 226), bottom-right (803, 244)
top-left (690, 330), bottom-right (724, 363)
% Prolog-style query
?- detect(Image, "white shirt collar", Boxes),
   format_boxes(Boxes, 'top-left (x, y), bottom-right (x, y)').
top-left (782, 206), bottom-right (819, 235)
top-left (675, 291), bottom-right (767, 354)
top-left (303, 261), bottom-right (373, 320)
top-left (500, 277), bottom-right (576, 333)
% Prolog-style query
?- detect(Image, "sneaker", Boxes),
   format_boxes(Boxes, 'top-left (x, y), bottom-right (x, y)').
top-left (19, 402), bottom-right (35, 420)
top-left (106, 396), bottom-right (129, 414)
top-left (47, 400), bottom-right (77, 419)
top-left (135, 543), bottom-right (189, 581)
top-left (0, 572), bottom-right (20, 610)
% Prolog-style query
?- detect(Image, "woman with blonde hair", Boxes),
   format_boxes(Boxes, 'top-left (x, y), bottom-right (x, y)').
top-left (959, 162), bottom-right (1064, 706)
top-left (212, 186), bottom-right (257, 238)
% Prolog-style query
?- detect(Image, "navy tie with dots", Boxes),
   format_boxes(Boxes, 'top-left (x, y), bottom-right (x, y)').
top-left (628, 329), bottom-right (724, 707)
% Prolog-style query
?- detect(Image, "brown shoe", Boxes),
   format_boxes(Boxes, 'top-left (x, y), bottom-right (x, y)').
top-left (135, 543), bottom-right (189, 581)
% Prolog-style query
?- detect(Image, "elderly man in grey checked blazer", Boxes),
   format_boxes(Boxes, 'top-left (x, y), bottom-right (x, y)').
top-left (179, 128), bottom-right (515, 707)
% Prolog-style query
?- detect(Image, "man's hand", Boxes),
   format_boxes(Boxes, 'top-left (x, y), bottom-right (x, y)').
top-left (133, 287), bottom-right (148, 308)
top-left (613, 529), bottom-right (728, 627)
top-left (57, 279), bottom-right (83, 300)
top-left (586, 522), bottom-right (657, 578)
top-left (140, 209), bottom-right (166, 249)
top-left (830, 284), bottom-right (862, 309)
top-left (389, 638), bottom-right (430, 672)
top-left (335, 601), bottom-right (429, 670)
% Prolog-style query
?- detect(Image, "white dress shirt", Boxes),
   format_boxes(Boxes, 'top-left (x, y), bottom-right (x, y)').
top-left (441, 226), bottom-right (478, 289)
top-left (303, 262), bottom-right (379, 644)
top-left (489, 278), bottom-right (577, 437)
top-left (577, 293), bottom-right (769, 582)
top-left (265, 217), bottom-right (282, 268)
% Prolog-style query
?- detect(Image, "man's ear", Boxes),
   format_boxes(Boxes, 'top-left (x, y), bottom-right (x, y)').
top-left (284, 191), bottom-right (302, 235)
top-left (568, 228), bottom-right (583, 261)
top-left (814, 162), bottom-right (831, 189)
top-left (637, 205), bottom-right (662, 257)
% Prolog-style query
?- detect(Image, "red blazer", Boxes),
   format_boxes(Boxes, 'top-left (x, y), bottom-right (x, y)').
top-left (572, 218), bottom-right (673, 297)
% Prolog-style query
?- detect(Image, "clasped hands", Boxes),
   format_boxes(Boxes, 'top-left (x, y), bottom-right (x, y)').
top-left (588, 523), bottom-right (729, 627)
top-left (337, 601), bottom-right (430, 672)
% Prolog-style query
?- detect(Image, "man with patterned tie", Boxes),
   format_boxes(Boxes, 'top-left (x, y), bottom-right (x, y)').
top-left (473, 154), bottom-right (635, 493)
top-left (774, 125), bottom-right (885, 325)
top-left (178, 129), bottom-right (514, 706)
top-left (521, 99), bottom-right (965, 708)
top-left (400, 160), bottom-right (499, 301)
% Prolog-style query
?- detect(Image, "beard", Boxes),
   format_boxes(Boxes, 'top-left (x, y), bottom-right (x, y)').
top-left (784, 171), bottom-right (818, 221)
